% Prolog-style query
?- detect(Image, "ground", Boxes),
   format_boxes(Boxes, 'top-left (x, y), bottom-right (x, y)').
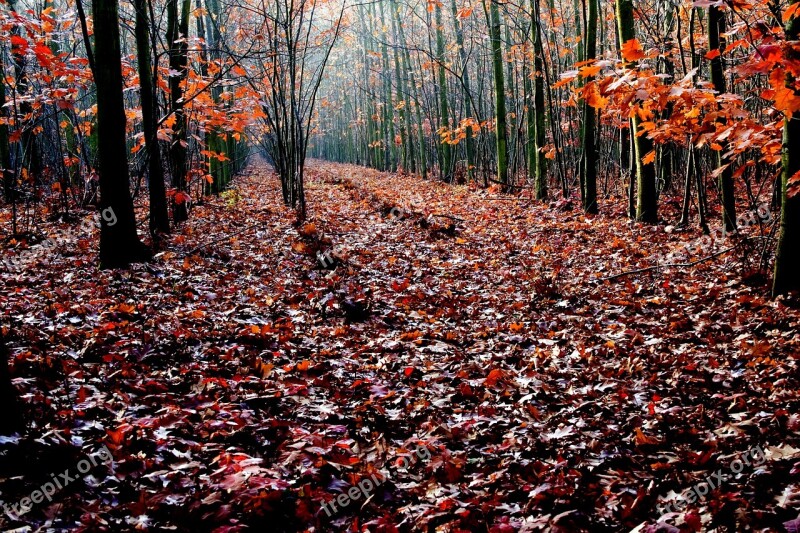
top-left (1, 159), bottom-right (799, 532)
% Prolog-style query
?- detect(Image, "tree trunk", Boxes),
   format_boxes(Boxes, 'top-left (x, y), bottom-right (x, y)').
top-left (708, 5), bottom-right (736, 233)
top-left (615, 0), bottom-right (657, 222)
top-left (451, 0), bottom-right (475, 181)
top-left (0, 54), bottom-right (12, 205)
top-left (0, 332), bottom-right (23, 435)
top-left (581, 0), bottom-right (598, 213)
top-left (167, 0), bottom-right (191, 223)
top-left (435, 2), bottom-right (452, 180)
top-left (93, 0), bottom-right (150, 267)
top-left (531, 0), bottom-right (547, 200)
top-left (134, 0), bottom-right (170, 238)
top-left (773, 5), bottom-right (800, 296)
top-left (487, 0), bottom-right (508, 188)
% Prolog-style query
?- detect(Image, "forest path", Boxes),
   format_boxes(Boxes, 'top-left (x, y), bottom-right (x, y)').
top-left (2, 158), bottom-right (799, 531)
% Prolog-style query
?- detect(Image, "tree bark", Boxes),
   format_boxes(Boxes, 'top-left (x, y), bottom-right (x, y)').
top-left (167, 0), bottom-right (191, 223)
top-left (708, 5), bottom-right (737, 233)
top-left (134, 0), bottom-right (170, 238)
top-left (773, 4), bottom-right (800, 296)
top-left (93, 0), bottom-right (150, 267)
top-left (487, 0), bottom-right (509, 188)
top-left (581, 0), bottom-right (598, 213)
top-left (615, 0), bottom-right (657, 222)
top-left (435, 2), bottom-right (452, 180)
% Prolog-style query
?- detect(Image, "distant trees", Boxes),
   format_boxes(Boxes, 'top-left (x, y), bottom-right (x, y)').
top-left (252, 0), bottom-right (345, 218)
top-left (1, 0), bottom-right (799, 296)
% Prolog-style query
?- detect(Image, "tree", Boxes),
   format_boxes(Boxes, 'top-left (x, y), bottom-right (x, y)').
top-left (487, 0), bottom-right (508, 188)
top-left (134, 0), bottom-right (170, 238)
top-left (255, 0), bottom-right (346, 219)
top-left (708, 4), bottom-right (736, 233)
top-left (773, 3), bottom-right (800, 296)
top-left (166, 0), bottom-right (192, 223)
top-left (435, 1), bottom-right (452, 180)
top-left (530, 0), bottom-right (547, 200)
top-left (615, 0), bottom-right (657, 223)
top-left (92, 0), bottom-right (150, 267)
top-left (0, 331), bottom-right (23, 435)
top-left (580, 0), bottom-right (598, 213)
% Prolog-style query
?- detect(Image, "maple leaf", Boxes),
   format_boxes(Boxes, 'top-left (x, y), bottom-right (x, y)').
top-left (789, 169), bottom-right (800, 198)
top-left (621, 39), bottom-right (645, 62)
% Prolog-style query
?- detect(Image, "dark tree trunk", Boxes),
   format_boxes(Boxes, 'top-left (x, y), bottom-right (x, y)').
top-left (93, 0), bottom-right (150, 267)
top-left (773, 3), bottom-right (800, 296)
top-left (0, 333), bottom-right (23, 435)
top-left (134, 0), bottom-right (170, 239)
top-left (167, 0), bottom-right (191, 223)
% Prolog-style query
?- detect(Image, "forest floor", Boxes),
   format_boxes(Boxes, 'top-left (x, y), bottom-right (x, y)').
top-left (2, 159), bottom-right (800, 532)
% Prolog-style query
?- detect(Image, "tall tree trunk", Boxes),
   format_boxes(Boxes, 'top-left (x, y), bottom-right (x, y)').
top-left (615, 0), bottom-right (657, 222)
top-left (93, 0), bottom-right (150, 267)
top-left (390, 0), bottom-right (409, 172)
top-left (451, 0), bottom-right (475, 181)
top-left (773, 3), bottom-right (800, 296)
top-left (167, 0), bottom-right (191, 223)
top-left (581, 0), bottom-right (598, 213)
top-left (134, 0), bottom-right (170, 238)
top-left (708, 5), bottom-right (736, 233)
top-left (394, 4), bottom-right (427, 178)
top-left (487, 0), bottom-right (508, 188)
top-left (0, 54), bottom-right (12, 205)
top-left (531, 0), bottom-right (547, 200)
top-left (435, 2), bottom-right (452, 180)
top-left (379, 2), bottom-right (396, 172)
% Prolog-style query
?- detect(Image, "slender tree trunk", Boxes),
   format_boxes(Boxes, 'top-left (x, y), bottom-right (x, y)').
top-left (487, 0), bottom-right (508, 188)
top-left (134, 0), bottom-right (170, 238)
top-left (708, 5), bottom-right (736, 233)
top-left (451, 0), bottom-right (475, 181)
top-left (531, 0), bottom-right (547, 199)
top-left (773, 3), bottom-right (800, 296)
top-left (616, 0), bottom-right (657, 222)
top-left (0, 55), bottom-right (12, 205)
top-left (93, 0), bottom-right (150, 267)
top-left (395, 6), bottom-right (427, 178)
top-left (435, 2), bottom-right (452, 180)
top-left (581, 0), bottom-right (598, 213)
top-left (167, 0), bottom-right (191, 223)
top-left (379, 2), bottom-right (396, 172)
top-left (390, 0), bottom-right (409, 172)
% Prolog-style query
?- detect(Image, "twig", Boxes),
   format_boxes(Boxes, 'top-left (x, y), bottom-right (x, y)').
top-left (598, 245), bottom-right (737, 281)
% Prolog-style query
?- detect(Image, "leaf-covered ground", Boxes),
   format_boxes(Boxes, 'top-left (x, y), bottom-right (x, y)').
top-left (2, 160), bottom-right (800, 532)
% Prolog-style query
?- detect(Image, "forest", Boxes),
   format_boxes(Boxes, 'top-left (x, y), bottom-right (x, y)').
top-left (1, 0), bottom-right (800, 529)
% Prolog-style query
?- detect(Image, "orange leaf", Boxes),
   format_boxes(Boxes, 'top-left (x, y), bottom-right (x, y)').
top-left (621, 39), bottom-right (645, 62)
top-left (705, 49), bottom-right (721, 60)
top-left (784, 2), bottom-right (800, 22)
top-left (457, 6), bottom-right (473, 18)
top-left (579, 64), bottom-right (602, 78)
top-left (642, 150), bottom-right (656, 165)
